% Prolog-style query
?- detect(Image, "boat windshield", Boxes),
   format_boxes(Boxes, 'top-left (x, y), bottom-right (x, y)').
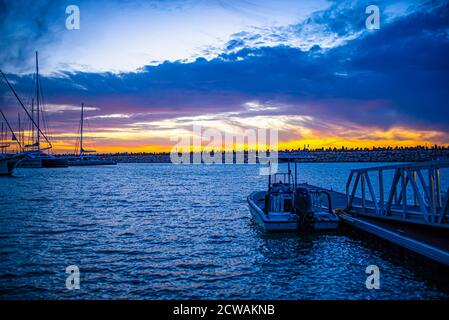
top-left (271, 173), bottom-right (292, 185)
top-left (269, 173), bottom-right (294, 193)
top-left (266, 157), bottom-right (300, 192)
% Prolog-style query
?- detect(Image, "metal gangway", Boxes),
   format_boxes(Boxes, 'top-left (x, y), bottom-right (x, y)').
top-left (345, 160), bottom-right (449, 228)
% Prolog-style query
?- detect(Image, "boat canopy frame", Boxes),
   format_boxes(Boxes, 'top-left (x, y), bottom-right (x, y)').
top-left (267, 156), bottom-right (302, 192)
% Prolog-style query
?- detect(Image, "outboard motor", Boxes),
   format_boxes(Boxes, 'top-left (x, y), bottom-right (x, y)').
top-left (294, 187), bottom-right (339, 230)
top-left (294, 187), bottom-right (311, 215)
top-left (293, 187), bottom-right (314, 229)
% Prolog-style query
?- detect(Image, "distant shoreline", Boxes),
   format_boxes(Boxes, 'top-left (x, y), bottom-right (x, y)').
top-left (57, 147), bottom-right (449, 163)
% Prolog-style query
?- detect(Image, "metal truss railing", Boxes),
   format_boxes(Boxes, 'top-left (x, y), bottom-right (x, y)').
top-left (345, 160), bottom-right (449, 227)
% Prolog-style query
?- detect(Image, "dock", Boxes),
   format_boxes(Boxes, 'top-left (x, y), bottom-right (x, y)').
top-left (302, 160), bottom-right (449, 266)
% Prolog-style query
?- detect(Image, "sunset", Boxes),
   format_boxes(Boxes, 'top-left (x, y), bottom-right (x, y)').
top-left (1, 0), bottom-right (448, 153)
top-left (1, 0), bottom-right (449, 307)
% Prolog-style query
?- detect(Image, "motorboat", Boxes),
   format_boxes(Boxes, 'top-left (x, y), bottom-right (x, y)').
top-left (247, 155), bottom-right (339, 232)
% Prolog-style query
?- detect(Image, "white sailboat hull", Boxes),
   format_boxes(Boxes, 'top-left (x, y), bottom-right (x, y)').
top-left (17, 152), bottom-right (68, 168)
top-left (0, 153), bottom-right (27, 176)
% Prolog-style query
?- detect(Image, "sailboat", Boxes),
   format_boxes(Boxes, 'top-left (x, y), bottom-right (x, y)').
top-left (0, 52), bottom-right (68, 168)
top-left (0, 110), bottom-right (28, 176)
top-left (66, 103), bottom-right (116, 166)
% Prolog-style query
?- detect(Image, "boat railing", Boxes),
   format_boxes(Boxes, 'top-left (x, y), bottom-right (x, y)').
top-left (310, 190), bottom-right (333, 213)
top-left (294, 188), bottom-right (333, 214)
top-left (345, 160), bottom-right (449, 227)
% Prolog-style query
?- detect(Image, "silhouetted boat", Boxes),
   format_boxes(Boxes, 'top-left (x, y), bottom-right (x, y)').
top-left (66, 103), bottom-right (116, 166)
top-left (0, 110), bottom-right (28, 176)
top-left (0, 153), bottom-right (27, 176)
top-left (248, 154), bottom-right (339, 231)
top-left (0, 52), bottom-right (68, 168)
top-left (18, 151), bottom-right (68, 168)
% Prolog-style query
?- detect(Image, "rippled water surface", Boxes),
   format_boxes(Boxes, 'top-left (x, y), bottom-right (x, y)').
top-left (1, 163), bottom-right (449, 299)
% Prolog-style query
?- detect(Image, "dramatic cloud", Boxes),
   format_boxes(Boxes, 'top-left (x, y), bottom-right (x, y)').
top-left (0, 0), bottom-right (448, 152)
top-left (0, 0), bottom-right (330, 74)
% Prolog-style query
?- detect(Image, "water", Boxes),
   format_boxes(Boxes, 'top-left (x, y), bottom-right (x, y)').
top-left (1, 163), bottom-right (448, 299)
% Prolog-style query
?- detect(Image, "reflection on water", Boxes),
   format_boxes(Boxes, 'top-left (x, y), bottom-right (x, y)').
top-left (0, 163), bottom-right (448, 299)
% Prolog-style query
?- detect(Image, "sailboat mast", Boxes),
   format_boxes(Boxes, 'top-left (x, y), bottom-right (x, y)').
top-left (18, 112), bottom-right (21, 153)
top-left (80, 103), bottom-right (84, 156)
top-left (0, 70), bottom-right (52, 148)
top-left (35, 51), bottom-right (40, 153)
top-left (0, 109), bottom-right (23, 151)
top-left (31, 98), bottom-right (34, 150)
top-left (1, 122), bottom-right (3, 154)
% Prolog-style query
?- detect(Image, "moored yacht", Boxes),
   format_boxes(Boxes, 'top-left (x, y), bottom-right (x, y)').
top-left (0, 110), bottom-right (28, 176)
top-left (247, 154), bottom-right (339, 232)
top-left (19, 151), bottom-right (68, 168)
top-left (1, 52), bottom-right (68, 169)
top-left (0, 153), bottom-right (27, 176)
top-left (66, 154), bottom-right (116, 166)
top-left (66, 103), bottom-right (116, 166)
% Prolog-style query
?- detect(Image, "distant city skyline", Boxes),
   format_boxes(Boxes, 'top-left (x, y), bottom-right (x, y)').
top-left (1, 0), bottom-right (448, 153)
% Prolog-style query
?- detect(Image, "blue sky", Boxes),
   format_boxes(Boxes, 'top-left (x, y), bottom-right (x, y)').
top-left (0, 0), bottom-right (448, 152)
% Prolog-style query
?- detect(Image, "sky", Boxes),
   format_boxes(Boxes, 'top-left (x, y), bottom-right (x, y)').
top-left (0, 0), bottom-right (448, 153)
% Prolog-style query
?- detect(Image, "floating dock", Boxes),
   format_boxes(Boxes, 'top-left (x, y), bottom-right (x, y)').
top-left (302, 160), bottom-right (449, 266)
